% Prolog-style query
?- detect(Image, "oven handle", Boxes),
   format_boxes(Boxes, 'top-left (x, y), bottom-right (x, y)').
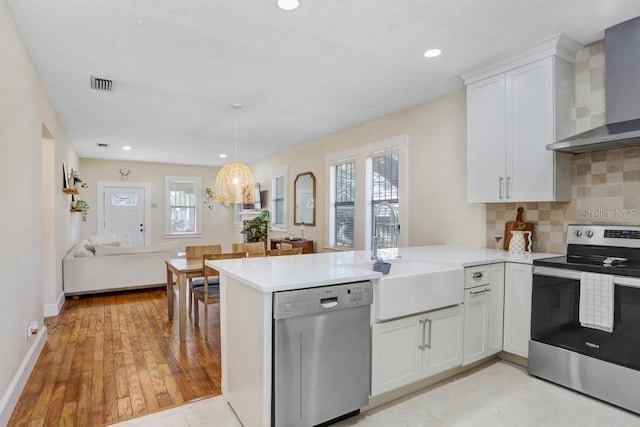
top-left (534, 266), bottom-right (640, 289)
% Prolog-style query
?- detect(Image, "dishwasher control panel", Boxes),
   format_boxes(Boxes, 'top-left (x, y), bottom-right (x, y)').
top-left (273, 281), bottom-right (373, 319)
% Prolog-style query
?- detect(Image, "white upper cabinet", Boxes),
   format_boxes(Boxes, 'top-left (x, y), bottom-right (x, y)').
top-left (462, 35), bottom-right (581, 203)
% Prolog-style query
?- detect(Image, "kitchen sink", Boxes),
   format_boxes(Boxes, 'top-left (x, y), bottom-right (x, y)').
top-left (343, 259), bottom-right (464, 320)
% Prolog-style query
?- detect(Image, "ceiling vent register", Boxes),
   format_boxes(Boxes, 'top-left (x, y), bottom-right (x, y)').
top-left (90, 76), bottom-right (113, 91)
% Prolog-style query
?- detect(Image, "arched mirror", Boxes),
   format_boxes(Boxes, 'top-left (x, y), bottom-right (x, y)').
top-left (294, 172), bottom-right (315, 226)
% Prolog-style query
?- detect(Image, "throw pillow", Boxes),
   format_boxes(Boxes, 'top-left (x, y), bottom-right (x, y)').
top-left (75, 245), bottom-right (95, 257)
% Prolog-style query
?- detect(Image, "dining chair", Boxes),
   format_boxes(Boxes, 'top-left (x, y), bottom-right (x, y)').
top-left (185, 244), bottom-right (222, 315)
top-left (193, 251), bottom-right (246, 340)
top-left (267, 247), bottom-right (303, 256)
top-left (232, 242), bottom-right (266, 257)
top-left (185, 244), bottom-right (222, 260)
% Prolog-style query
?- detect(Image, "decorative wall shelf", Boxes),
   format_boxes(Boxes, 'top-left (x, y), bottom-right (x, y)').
top-left (62, 187), bottom-right (79, 195)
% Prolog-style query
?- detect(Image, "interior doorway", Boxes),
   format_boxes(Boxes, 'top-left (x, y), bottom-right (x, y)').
top-left (97, 181), bottom-right (152, 246)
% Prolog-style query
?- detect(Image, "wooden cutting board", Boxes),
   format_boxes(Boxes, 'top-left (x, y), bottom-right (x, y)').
top-left (503, 207), bottom-right (534, 251)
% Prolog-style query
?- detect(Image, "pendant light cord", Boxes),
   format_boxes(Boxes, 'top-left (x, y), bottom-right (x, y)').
top-left (233, 103), bottom-right (242, 161)
top-left (234, 114), bottom-right (238, 161)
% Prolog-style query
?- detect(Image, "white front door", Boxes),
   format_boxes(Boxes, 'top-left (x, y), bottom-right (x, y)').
top-left (102, 186), bottom-right (146, 246)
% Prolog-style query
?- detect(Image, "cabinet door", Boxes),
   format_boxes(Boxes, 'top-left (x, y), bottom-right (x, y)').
top-left (503, 263), bottom-right (533, 358)
top-left (423, 305), bottom-right (463, 377)
top-left (467, 75), bottom-right (506, 203)
top-left (371, 314), bottom-right (422, 396)
top-left (462, 285), bottom-right (490, 365)
top-left (487, 263), bottom-right (505, 356)
top-left (506, 58), bottom-right (555, 201)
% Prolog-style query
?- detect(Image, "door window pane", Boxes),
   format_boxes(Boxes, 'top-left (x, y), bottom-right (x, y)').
top-left (111, 193), bottom-right (138, 207)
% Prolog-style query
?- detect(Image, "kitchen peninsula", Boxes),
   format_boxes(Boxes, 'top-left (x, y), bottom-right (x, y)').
top-left (208, 246), bottom-right (558, 427)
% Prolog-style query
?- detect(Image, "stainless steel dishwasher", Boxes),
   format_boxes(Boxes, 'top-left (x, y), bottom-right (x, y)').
top-left (273, 281), bottom-right (373, 427)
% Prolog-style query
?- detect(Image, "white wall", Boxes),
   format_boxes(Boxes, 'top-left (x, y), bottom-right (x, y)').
top-left (79, 159), bottom-right (239, 251)
top-left (250, 90), bottom-right (486, 250)
top-left (0, 1), bottom-right (78, 421)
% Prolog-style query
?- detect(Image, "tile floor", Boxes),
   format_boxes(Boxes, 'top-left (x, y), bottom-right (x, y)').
top-left (111, 360), bottom-right (640, 427)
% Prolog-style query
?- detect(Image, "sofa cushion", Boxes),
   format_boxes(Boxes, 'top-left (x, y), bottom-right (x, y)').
top-left (94, 240), bottom-right (179, 256)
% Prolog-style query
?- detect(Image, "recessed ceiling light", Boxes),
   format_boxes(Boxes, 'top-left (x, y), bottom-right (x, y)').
top-left (122, 146), bottom-right (132, 151)
top-left (424, 49), bottom-right (442, 58)
top-left (277, 0), bottom-right (299, 11)
top-left (219, 154), bottom-right (227, 159)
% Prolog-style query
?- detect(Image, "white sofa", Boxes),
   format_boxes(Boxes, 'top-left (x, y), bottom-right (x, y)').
top-left (63, 236), bottom-right (180, 295)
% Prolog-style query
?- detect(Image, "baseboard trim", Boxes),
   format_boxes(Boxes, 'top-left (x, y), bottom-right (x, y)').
top-left (43, 292), bottom-right (65, 317)
top-left (0, 326), bottom-right (48, 426)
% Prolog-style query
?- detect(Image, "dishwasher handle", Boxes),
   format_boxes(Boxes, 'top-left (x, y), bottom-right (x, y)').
top-left (320, 297), bottom-right (339, 308)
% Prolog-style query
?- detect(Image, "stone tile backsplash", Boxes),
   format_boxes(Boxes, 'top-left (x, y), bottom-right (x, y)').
top-left (486, 41), bottom-right (640, 254)
top-left (486, 148), bottom-right (640, 254)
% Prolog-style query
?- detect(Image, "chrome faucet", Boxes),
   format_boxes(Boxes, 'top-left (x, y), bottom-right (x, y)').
top-left (371, 202), bottom-right (400, 260)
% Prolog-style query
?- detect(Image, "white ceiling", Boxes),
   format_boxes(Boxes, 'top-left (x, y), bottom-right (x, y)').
top-left (7, 0), bottom-right (640, 166)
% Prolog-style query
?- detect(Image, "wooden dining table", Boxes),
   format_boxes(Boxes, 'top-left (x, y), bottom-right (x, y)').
top-left (165, 257), bottom-right (205, 341)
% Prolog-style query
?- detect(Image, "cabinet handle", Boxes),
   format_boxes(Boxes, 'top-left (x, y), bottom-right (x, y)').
top-left (470, 288), bottom-right (491, 296)
top-left (426, 319), bottom-right (432, 349)
top-left (498, 177), bottom-right (504, 199)
top-left (418, 319), bottom-right (426, 351)
top-left (506, 176), bottom-right (511, 199)
top-left (472, 272), bottom-right (483, 280)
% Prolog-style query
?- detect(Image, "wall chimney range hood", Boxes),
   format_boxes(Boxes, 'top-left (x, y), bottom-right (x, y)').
top-left (548, 16), bottom-right (640, 153)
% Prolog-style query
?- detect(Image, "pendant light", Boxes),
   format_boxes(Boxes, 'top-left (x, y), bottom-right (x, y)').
top-left (213, 104), bottom-right (255, 204)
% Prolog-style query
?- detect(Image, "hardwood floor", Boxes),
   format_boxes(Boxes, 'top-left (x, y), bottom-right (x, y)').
top-left (8, 288), bottom-right (222, 426)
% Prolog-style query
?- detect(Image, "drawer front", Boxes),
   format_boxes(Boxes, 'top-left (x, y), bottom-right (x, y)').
top-left (465, 265), bottom-right (491, 289)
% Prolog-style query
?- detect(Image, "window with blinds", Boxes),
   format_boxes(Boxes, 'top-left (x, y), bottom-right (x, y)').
top-left (166, 176), bottom-right (201, 235)
top-left (272, 175), bottom-right (285, 226)
top-left (366, 148), bottom-right (399, 250)
top-left (269, 166), bottom-right (288, 230)
top-left (329, 159), bottom-right (356, 248)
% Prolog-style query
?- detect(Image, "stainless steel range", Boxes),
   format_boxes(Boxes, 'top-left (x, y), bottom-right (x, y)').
top-left (529, 224), bottom-right (640, 414)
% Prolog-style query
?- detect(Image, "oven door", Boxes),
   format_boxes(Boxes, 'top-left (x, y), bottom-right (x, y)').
top-left (532, 266), bottom-right (640, 371)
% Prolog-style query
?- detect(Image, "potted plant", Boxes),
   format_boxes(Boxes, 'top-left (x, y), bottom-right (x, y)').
top-left (241, 210), bottom-right (270, 245)
top-left (203, 187), bottom-right (215, 210)
top-left (72, 199), bottom-right (90, 222)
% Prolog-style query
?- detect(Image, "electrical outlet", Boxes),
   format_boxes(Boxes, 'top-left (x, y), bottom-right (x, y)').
top-left (25, 321), bottom-right (38, 339)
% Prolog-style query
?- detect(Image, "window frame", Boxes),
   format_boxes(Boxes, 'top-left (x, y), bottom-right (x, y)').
top-left (325, 135), bottom-right (408, 251)
top-left (165, 176), bottom-right (202, 237)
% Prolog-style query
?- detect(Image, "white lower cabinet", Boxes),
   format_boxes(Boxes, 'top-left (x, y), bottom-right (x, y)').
top-left (462, 263), bottom-right (505, 365)
top-left (371, 305), bottom-right (463, 396)
top-left (503, 262), bottom-right (533, 358)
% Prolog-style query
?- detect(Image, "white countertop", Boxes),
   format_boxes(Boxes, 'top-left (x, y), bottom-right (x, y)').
top-left (382, 245), bottom-right (560, 267)
top-left (207, 251), bottom-right (381, 293)
top-left (208, 245), bottom-right (560, 293)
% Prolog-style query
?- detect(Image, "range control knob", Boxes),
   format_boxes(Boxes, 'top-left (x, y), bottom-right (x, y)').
top-left (586, 230), bottom-right (594, 238)
top-left (575, 230), bottom-right (583, 237)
